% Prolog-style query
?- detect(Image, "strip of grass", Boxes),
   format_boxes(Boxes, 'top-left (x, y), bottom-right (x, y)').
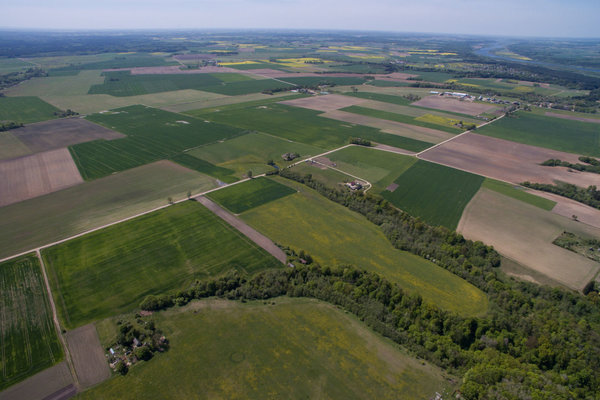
top-left (476, 111), bottom-right (600, 157)
top-left (208, 177), bottom-right (297, 214)
top-left (0, 254), bottom-right (63, 391)
top-left (83, 298), bottom-right (451, 399)
top-left (242, 178), bottom-right (489, 317)
top-left (482, 179), bottom-right (556, 211)
top-left (0, 96), bottom-right (61, 124)
top-left (170, 153), bottom-right (238, 183)
top-left (71, 105), bottom-right (243, 180)
top-left (341, 105), bottom-right (462, 134)
top-left (42, 201), bottom-right (280, 329)
top-left (382, 160), bottom-right (484, 229)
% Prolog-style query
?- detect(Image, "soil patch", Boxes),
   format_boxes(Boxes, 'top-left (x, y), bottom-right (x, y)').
top-left (412, 96), bottom-right (497, 115)
top-left (386, 183), bottom-right (399, 192)
top-left (65, 324), bottom-right (110, 389)
top-left (545, 112), bottom-right (600, 124)
top-left (0, 362), bottom-right (73, 400)
top-left (0, 148), bottom-right (83, 207)
top-left (280, 94), bottom-right (367, 112)
top-left (420, 133), bottom-right (600, 188)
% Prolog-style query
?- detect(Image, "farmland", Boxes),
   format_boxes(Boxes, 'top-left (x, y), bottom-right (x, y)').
top-left (476, 111), bottom-right (600, 156)
top-left (0, 255), bottom-right (63, 391)
top-left (0, 161), bottom-right (217, 259)
top-left (481, 179), bottom-right (556, 210)
top-left (170, 153), bottom-right (238, 183)
top-left (242, 178), bottom-right (489, 316)
top-left (72, 105), bottom-right (243, 179)
top-left (382, 160), bottom-right (484, 229)
top-left (208, 177), bottom-right (297, 214)
top-left (341, 106), bottom-right (463, 133)
top-left (411, 96), bottom-right (498, 116)
top-left (82, 298), bottom-right (452, 399)
top-left (42, 201), bottom-right (281, 329)
top-left (0, 96), bottom-right (61, 124)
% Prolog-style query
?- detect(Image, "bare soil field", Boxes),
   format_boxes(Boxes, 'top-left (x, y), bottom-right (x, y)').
top-left (9, 118), bottom-right (123, 156)
top-left (545, 112), bottom-right (600, 124)
top-left (458, 188), bottom-right (600, 290)
top-left (528, 190), bottom-right (600, 229)
top-left (0, 148), bottom-right (83, 207)
top-left (66, 324), bottom-right (110, 389)
top-left (412, 96), bottom-right (498, 115)
top-left (195, 196), bottom-right (287, 263)
top-left (321, 110), bottom-right (454, 143)
top-left (280, 94), bottom-right (367, 112)
top-left (419, 133), bottom-right (600, 188)
top-left (0, 362), bottom-right (73, 400)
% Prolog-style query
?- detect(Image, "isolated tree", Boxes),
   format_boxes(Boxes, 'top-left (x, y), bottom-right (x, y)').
top-left (247, 170), bottom-right (253, 179)
top-left (167, 196), bottom-right (173, 204)
top-left (187, 191), bottom-right (192, 199)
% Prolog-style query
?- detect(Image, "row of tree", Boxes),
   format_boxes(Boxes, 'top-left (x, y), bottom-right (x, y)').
top-left (522, 181), bottom-right (600, 210)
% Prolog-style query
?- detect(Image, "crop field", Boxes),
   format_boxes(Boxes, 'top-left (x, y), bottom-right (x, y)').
top-left (187, 131), bottom-right (323, 176)
top-left (0, 255), bottom-right (63, 391)
top-left (0, 161), bottom-right (217, 259)
top-left (413, 71), bottom-right (456, 83)
top-left (208, 177), bottom-right (297, 214)
top-left (72, 105), bottom-right (243, 179)
top-left (170, 153), bottom-right (238, 183)
top-left (0, 96), bottom-right (61, 124)
top-left (411, 96), bottom-right (498, 116)
top-left (0, 57), bottom-right (36, 74)
top-left (341, 106), bottom-right (462, 133)
top-left (170, 91), bottom-right (302, 113)
top-left (279, 93), bottom-right (366, 112)
top-left (458, 189), bottom-right (600, 290)
top-left (351, 99), bottom-right (482, 124)
top-left (476, 111), bottom-right (600, 157)
top-left (280, 76), bottom-right (368, 86)
top-left (292, 162), bottom-right (355, 187)
top-left (343, 91), bottom-right (413, 105)
top-left (82, 298), bottom-right (452, 399)
top-left (88, 71), bottom-right (293, 96)
top-left (47, 54), bottom-right (178, 72)
top-left (481, 179), bottom-right (556, 210)
top-left (242, 178), bottom-right (488, 316)
top-left (42, 201), bottom-right (281, 329)
top-left (324, 146), bottom-right (417, 190)
top-left (382, 160), bottom-right (484, 229)
top-left (0, 131), bottom-right (31, 160)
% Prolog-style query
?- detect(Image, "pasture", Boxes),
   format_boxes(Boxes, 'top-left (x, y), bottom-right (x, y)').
top-left (187, 131), bottom-right (323, 176)
top-left (341, 106), bottom-right (462, 133)
top-left (382, 160), bottom-right (484, 229)
top-left (42, 201), bottom-right (281, 329)
top-left (0, 160), bottom-right (217, 259)
top-left (73, 105), bottom-right (243, 179)
top-left (81, 298), bottom-right (452, 399)
top-left (0, 255), bottom-right (63, 391)
top-left (0, 96), bottom-right (61, 124)
top-left (458, 188), bottom-right (600, 290)
top-left (476, 111), bottom-right (600, 157)
top-left (242, 178), bottom-right (489, 316)
top-left (208, 177), bottom-right (297, 214)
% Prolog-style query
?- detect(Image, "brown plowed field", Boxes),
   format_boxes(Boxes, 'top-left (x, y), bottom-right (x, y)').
top-left (65, 324), bottom-right (110, 389)
top-left (458, 188), bottom-right (600, 290)
top-left (321, 110), bottom-right (453, 143)
top-left (9, 118), bottom-right (123, 157)
top-left (280, 94), bottom-right (367, 112)
top-left (0, 148), bottom-right (83, 207)
top-left (0, 362), bottom-right (73, 400)
top-left (412, 96), bottom-right (498, 115)
top-left (545, 112), bottom-right (600, 124)
top-left (420, 133), bottom-right (600, 187)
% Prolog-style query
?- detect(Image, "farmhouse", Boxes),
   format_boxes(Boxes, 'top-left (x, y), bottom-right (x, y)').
top-left (346, 181), bottom-right (363, 190)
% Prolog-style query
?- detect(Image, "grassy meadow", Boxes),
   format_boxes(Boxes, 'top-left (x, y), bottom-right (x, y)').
top-left (208, 177), bottom-right (297, 214)
top-left (0, 255), bottom-right (63, 390)
top-left (83, 298), bottom-right (452, 399)
top-left (42, 201), bottom-right (280, 329)
top-left (242, 178), bottom-right (488, 317)
top-left (476, 111), bottom-right (600, 157)
top-left (0, 96), bottom-right (61, 124)
top-left (382, 160), bottom-right (484, 229)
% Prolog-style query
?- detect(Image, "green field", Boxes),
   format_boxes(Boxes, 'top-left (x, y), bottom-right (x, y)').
top-left (83, 298), bottom-right (451, 399)
top-left (0, 57), bottom-right (36, 74)
top-left (170, 153), bottom-right (238, 183)
top-left (43, 201), bottom-right (280, 330)
top-left (208, 177), bottom-right (297, 214)
top-left (382, 160), bottom-right (484, 229)
top-left (72, 105), bottom-right (243, 180)
top-left (476, 111), bottom-right (600, 157)
top-left (88, 71), bottom-right (293, 96)
top-left (341, 105), bottom-right (462, 133)
top-left (242, 178), bottom-right (488, 316)
top-left (0, 255), bottom-right (63, 391)
top-left (414, 71), bottom-right (456, 83)
top-left (200, 103), bottom-right (437, 151)
top-left (481, 179), bottom-right (556, 211)
top-left (292, 162), bottom-right (355, 187)
top-left (281, 76), bottom-right (368, 87)
top-left (0, 161), bottom-right (217, 260)
top-left (187, 131), bottom-right (323, 176)
top-left (0, 96), bottom-right (61, 124)
top-left (343, 91), bottom-right (413, 105)
top-left (49, 54), bottom-right (178, 73)
top-left (183, 93), bottom-right (306, 115)
top-left (367, 80), bottom-right (412, 87)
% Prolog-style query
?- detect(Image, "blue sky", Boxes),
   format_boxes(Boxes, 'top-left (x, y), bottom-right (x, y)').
top-left (1, 0), bottom-right (599, 38)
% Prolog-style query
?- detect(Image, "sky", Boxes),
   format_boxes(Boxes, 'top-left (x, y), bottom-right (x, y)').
top-left (1, 0), bottom-right (599, 38)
